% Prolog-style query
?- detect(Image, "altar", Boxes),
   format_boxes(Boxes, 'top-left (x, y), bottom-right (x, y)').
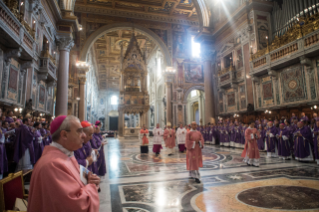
top-left (118, 32), bottom-right (150, 139)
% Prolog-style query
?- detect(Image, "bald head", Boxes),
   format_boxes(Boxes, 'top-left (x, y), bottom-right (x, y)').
top-left (191, 121), bottom-right (197, 130)
top-left (83, 125), bottom-right (94, 143)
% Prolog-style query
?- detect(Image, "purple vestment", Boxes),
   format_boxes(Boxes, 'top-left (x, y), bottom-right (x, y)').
top-left (276, 128), bottom-right (291, 158)
top-left (313, 126), bottom-right (319, 163)
top-left (257, 129), bottom-right (265, 150)
top-left (74, 142), bottom-right (97, 173)
top-left (91, 134), bottom-right (107, 176)
top-left (0, 130), bottom-right (8, 175)
top-left (33, 130), bottom-right (44, 163)
top-left (265, 126), bottom-right (278, 153)
top-left (5, 116), bottom-right (14, 124)
top-left (294, 126), bottom-right (313, 159)
top-left (13, 124), bottom-right (35, 164)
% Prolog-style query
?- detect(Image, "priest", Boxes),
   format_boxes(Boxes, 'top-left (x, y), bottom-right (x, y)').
top-left (152, 123), bottom-right (163, 156)
top-left (140, 125), bottom-right (149, 145)
top-left (91, 125), bottom-right (107, 177)
top-left (5, 110), bottom-right (14, 124)
top-left (74, 121), bottom-right (97, 173)
top-left (276, 123), bottom-right (291, 160)
top-left (163, 122), bottom-right (175, 156)
top-left (265, 121), bottom-right (278, 157)
top-left (33, 122), bottom-right (44, 163)
top-left (241, 121), bottom-right (260, 167)
top-left (27, 115), bottom-right (100, 212)
top-left (14, 117), bottom-right (35, 172)
top-left (176, 123), bottom-right (187, 153)
top-left (185, 121), bottom-right (204, 183)
top-left (0, 122), bottom-right (8, 179)
top-left (313, 120), bottom-right (319, 165)
top-left (294, 121), bottom-right (313, 162)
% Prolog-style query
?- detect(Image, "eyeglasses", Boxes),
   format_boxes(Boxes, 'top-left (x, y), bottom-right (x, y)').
top-left (64, 128), bottom-right (84, 134)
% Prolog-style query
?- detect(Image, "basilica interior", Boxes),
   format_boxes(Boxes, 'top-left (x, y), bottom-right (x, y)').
top-left (1, 0), bottom-right (319, 211)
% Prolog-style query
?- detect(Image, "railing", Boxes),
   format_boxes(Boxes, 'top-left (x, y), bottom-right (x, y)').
top-left (270, 42), bottom-right (298, 62)
top-left (40, 50), bottom-right (56, 65)
top-left (0, 1), bottom-right (35, 55)
top-left (253, 57), bottom-right (267, 68)
top-left (304, 32), bottom-right (319, 48)
top-left (250, 13), bottom-right (319, 72)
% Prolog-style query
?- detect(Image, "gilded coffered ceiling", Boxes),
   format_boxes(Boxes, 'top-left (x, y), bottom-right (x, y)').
top-left (75, 0), bottom-right (198, 24)
top-left (92, 29), bottom-right (156, 90)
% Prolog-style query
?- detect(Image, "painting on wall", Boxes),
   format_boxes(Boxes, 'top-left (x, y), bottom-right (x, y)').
top-left (8, 66), bottom-right (18, 92)
top-left (263, 82), bottom-right (273, 100)
top-left (227, 92), bottom-right (235, 106)
top-left (149, 28), bottom-right (167, 45)
top-left (281, 65), bottom-right (307, 103)
top-left (125, 95), bottom-right (131, 104)
top-left (258, 26), bottom-right (269, 49)
top-left (183, 63), bottom-right (204, 83)
top-left (173, 31), bottom-right (187, 58)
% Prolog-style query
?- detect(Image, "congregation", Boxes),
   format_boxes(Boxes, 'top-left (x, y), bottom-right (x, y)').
top-left (0, 108), bottom-right (107, 183)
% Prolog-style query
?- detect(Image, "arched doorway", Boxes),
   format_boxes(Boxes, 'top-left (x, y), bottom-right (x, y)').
top-left (109, 110), bottom-right (119, 131)
top-left (183, 86), bottom-right (205, 125)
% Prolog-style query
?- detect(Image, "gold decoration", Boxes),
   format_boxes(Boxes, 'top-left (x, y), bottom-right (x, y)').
top-left (40, 49), bottom-right (56, 65)
top-left (218, 65), bottom-right (236, 76)
top-left (251, 13), bottom-right (319, 62)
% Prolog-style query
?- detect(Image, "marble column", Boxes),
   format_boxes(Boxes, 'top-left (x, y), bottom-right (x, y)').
top-left (55, 37), bottom-right (74, 116)
top-left (166, 82), bottom-right (172, 124)
top-left (118, 111), bottom-right (124, 137)
top-left (203, 52), bottom-right (215, 124)
top-left (78, 77), bottom-right (86, 121)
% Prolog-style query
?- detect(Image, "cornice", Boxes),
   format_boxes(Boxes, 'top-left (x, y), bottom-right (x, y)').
top-left (74, 5), bottom-right (199, 26)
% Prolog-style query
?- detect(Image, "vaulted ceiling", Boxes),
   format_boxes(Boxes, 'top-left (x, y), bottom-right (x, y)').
top-left (91, 30), bottom-right (157, 90)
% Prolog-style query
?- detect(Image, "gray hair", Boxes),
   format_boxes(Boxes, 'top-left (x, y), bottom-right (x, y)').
top-left (52, 115), bottom-right (80, 141)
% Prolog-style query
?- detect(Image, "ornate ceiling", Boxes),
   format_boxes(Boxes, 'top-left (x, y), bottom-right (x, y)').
top-left (92, 30), bottom-right (156, 90)
top-left (75, 0), bottom-right (198, 24)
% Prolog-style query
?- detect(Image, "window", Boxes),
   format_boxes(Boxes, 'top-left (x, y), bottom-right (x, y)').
top-left (111, 95), bottom-right (118, 105)
top-left (192, 36), bottom-right (201, 58)
top-left (191, 90), bottom-right (197, 97)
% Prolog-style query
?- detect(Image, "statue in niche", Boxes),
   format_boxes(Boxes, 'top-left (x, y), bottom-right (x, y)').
top-left (132, 54), bottom-right (137, 60)
top-left (22, 99), bottom-right (33, 117)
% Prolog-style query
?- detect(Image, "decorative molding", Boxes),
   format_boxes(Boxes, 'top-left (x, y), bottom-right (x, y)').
top-left (56, 37), bottom-right (74, 51)
top-left (268, 69), bottom-right (278, 79)
top-left (4, 47), bottom-right (22, 61)
top-left (74, 5), bottom-right (199, 26)
top-left (300, 56), bottom-right (312, 67)
top-left (20, 61), bottom-right (33, 70)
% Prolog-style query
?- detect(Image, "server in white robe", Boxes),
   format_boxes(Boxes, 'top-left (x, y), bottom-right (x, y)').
top-left (152, 124), bottom-right (164, 156)
top-left (176, 124), bottom-right (187, 153)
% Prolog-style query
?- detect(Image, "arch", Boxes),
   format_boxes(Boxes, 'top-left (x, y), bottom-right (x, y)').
top-left (183, 85), bottom-right (205, 104)
top-left (193, 0), bottom-right (210, 28)
top-left (80, 23), bottom-right (172, 66)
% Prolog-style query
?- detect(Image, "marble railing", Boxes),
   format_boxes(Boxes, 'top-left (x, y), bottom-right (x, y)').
top-left (250, 28), bottom-right (319, 75)
top-left (0, 1), bottom-right (35, 57)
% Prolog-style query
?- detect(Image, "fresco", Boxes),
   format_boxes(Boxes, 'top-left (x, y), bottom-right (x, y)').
top-left (183, 63), bottom-right (203, 83)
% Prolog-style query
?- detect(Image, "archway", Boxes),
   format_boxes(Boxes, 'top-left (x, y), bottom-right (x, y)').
top-left (183, 86), bottom-right (205, 125)
top-left (80, 23), bottom-right (172, 67)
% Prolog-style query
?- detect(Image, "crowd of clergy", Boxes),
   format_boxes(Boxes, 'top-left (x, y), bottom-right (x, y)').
top-left (0, 108), bottom-right (107, 183)
top-left (141, 121), bottom-right (204, 183)
top-left (194, 112), bottom-right (319, 166)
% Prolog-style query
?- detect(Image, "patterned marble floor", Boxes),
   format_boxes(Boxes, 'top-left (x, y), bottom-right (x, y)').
top-left (99, 138), bottom-right (319, 212)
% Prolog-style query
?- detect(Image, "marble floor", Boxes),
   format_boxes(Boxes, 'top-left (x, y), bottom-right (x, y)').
top-left (99, 138), bottom-right (319, 212)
